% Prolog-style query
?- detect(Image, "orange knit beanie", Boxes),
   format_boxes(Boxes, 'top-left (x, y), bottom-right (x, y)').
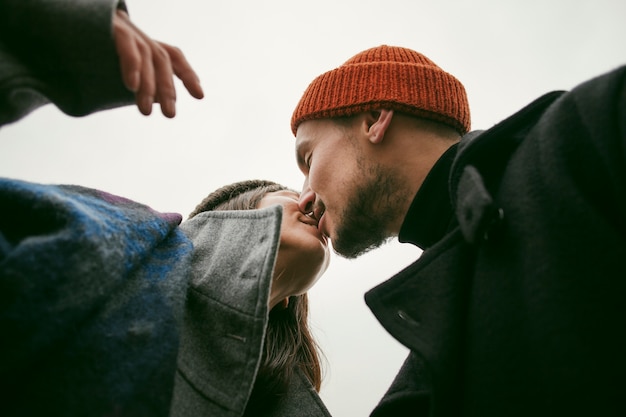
top-left (291, 45), bottom-right (471, 135)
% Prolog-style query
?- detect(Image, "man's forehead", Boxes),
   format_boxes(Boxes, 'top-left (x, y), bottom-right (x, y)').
top-left (295, 135), bottom-right (308, 154)
top-left (295, 130), bottom-right (314, 168)
top-left (295, 139), bottom-right (306, 169)
top-left (294, 121), bottom-right (319, 153)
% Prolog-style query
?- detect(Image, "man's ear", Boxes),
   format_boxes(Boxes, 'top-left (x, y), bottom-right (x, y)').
top-left (365, 110), bottom-right (394, 144)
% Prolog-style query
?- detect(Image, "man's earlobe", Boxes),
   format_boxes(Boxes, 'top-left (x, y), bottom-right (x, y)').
top-left (369, 110), bottom-right (394, 144)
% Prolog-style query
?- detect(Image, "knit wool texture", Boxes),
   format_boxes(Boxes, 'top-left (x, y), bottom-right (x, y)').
top-left (291, 45), bottom-right (471, 135)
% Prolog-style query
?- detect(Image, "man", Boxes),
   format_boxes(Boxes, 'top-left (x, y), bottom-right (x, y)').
top-left (291, 45), bottom-right (626, 416)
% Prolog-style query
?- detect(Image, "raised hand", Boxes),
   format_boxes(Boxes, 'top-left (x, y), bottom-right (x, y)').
top-left (113, 10), bottom-right (204, 117)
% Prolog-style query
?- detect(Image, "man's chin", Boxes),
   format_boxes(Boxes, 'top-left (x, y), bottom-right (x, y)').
top-left (331, 233), bottom-right (390, 259)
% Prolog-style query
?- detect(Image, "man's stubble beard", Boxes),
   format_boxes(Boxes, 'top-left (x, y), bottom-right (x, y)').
top-left (332, 163), bottom-right (409, 259)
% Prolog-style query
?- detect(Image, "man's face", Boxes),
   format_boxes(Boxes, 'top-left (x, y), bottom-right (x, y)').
top-left (295, 118), bottom-right (407, 258)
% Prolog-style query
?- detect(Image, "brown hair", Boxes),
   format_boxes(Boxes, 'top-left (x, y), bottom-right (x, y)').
top-left (189, 180), bottom-right (323, 413)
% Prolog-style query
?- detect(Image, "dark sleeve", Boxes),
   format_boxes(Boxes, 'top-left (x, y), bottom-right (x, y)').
top-left (0, 0), bottom-right (134, 126)
top-left (0, 177), bottom-right (193, 416)
top-left (370, 353), bottom-right (432, 417)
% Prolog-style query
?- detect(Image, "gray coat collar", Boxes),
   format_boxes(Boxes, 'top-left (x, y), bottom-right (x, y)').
top-left (171, 207), bottom-right (331, 417)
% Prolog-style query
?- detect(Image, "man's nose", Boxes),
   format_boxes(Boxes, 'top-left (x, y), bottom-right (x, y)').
top-left (298, 180), bottom-right (316, 214)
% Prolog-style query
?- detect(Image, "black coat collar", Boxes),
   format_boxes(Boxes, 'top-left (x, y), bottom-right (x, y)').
top-left (398, 90), bottom-right (565, 250)
top-left (398, 144), bottom-right (458, 250)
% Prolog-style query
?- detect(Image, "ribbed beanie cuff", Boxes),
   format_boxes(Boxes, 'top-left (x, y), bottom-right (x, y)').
top-left (291, 45), bottom-right (470, 135)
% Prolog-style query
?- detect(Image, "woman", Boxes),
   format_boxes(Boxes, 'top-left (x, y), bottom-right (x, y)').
top-left (1, 2), bottom-right (330, 416)
top-left (0, 178), bottom-right (331, 417)
top-left (173, 179), bottom-right (331, 417)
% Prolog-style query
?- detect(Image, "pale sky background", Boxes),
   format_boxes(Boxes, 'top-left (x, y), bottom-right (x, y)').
top-left (1, 0), bottom-right (625, 415)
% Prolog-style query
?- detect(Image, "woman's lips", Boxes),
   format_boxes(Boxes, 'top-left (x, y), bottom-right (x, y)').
top-left (318, 212), bottom-right (328, 240)
top-left (302, 213), bottom-right (327, 244)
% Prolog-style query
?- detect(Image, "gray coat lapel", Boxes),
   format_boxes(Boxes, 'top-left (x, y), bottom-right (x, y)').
top-left (172, 207), bottom-right (281, 417)
top-left (171, 207), bottom-right (332, 416)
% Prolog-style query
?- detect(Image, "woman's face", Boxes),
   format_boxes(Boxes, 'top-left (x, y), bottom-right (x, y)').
top-left (257, 190), bottom-right (331, 308)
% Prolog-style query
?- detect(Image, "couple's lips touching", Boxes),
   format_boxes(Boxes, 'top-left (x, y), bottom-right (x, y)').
top-left (311, 206), bottom-right (328, 239)
top-left (301, 209), bottom-right (329, 243)
top-left (315, 213), bottom-right (329, 245)
top-left (317, 211), bottom-right (328, 240)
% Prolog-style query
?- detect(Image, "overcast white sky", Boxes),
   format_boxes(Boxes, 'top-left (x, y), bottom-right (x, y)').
top-left (1, 0), bottom-right (625, 415)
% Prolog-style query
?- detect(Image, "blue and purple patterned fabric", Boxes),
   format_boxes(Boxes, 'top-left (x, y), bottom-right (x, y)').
top-left (0, 177), bottom-right (192, 416)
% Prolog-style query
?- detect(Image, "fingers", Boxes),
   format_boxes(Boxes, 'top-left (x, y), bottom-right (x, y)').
top-left (113, 10), bottom-right (155, 115)
top-left (135, 38), bottom-right (157, 116)
top-left (160, 43), bottom-right (205, 100)
top-left (113, 10), bottom-right (203, 118)
top-left (150, 44), bottom-right (176, 118)
top-left (113, 10), bottom-right (141, 93)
